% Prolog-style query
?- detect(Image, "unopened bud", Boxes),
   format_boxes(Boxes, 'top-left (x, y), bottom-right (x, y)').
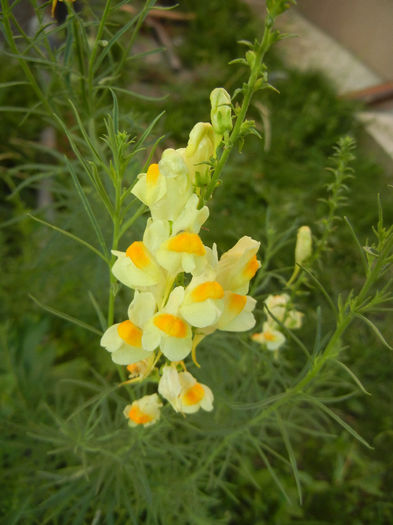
top-left (184, 122), bottom-right (215, 185)
top-left (210, 88), bottom-right (233, 136)
top-left (295, 226), bottom-right (312, 265)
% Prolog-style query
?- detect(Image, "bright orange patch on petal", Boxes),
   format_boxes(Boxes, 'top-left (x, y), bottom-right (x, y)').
top-left (228, 293), bottom-right (247, 315)
top-left (154, 313), bottom-right (187, 338)
top-left (118, 320), bottom-right (143, 347)
top-left (167, 233), bottom-right (206, 256)
top-left (128, 404), bottom-right (153, 425)
top-left (243, 255), bottom-right (260, 279)
top-left (127, 363), bottom-right (140, 374)
top-left (182, 383), bottom-right (204, 406)
top-left (126, 241), bottom-right (150, 269)
top-left (263, 330), bottom-right (276, 342)
top-left (191, 281), bottom-right (224, 302)
top-left (146, 163), bottom-right (160, 186)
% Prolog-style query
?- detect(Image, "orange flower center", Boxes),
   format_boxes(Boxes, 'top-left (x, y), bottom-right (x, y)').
top-left (126, 241), bottom-right (150, 269)
top-left (263, 330), bottom-right (276, 342)
top-left (154, 314), bottom-right (187, 338)
top-left (228, 293), bottom-right (247, 315)
top-left (243, 254), bottom-right (260, 279)
top-left (167, 233), bottom-right (206, 256)
top-left (117, 320), bottom-right (143, 347)
top-left (128, 404), bottom-right (153, 425)
top-left (191, 281), bottom-right (224, 302)
top-left (146, 163), bottom-right (160, 186)
top-left (182, 383), bottom-right (205, 406)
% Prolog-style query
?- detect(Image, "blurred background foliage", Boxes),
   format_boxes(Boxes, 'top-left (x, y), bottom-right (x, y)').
top-left (1, 0), bottom-right (393, 523)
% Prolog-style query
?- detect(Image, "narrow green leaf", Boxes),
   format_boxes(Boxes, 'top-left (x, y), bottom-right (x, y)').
top-left (119, 203), bottom-right (146, 239)
top-left (344, 216), bottom-right (368, 273)
top-left (134, 111), bottom-right (165, 151)
top-left (276, 413), bottom-right (303, 504)
top-left (88, 291), bottom-right (107, 332)
top-left (28, 213), bottom-right (109, 263)
top-left (334, 360), bottom-right (371, 395)
top-left (29, 295), bottom-right (102, 336)
top-left (304, 395), bottom-right (373, 449)
top-left (249, 435), bottom-right (292, 504)
top-left (355, 313), bottom-right (393, 350)
top-left (299, 264), bottom-right (338, 315)
top-left (67, 160), bottom-right (109, 257)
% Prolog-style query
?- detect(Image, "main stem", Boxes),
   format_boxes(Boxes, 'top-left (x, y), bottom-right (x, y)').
top-left (204, 19), bottom-right (272, 203)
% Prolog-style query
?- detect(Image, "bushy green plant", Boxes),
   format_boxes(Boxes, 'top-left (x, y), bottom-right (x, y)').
top-left (1, 1), bottom-right (392, 523)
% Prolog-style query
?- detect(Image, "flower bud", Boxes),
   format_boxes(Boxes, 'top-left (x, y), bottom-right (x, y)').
top-left (210, 88), bottom-right (233, 136)
top-left (295, 226), bottom-right (312, 265)
top-left (184, 122), bottom-right (215, 186)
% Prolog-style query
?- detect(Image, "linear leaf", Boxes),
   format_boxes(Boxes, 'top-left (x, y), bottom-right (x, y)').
top-left (67, 159), bottom-right (109, 257)
top-left (355, 313), bottom-right (393, 350)
top-left (276, 413), bottom-right (303, 504)
top-left (28, 213), bottom-right (108, 263)
top-left (29, 295), bottom-right (102, 336)
top-left (303, 395), bottom-right (373, 449)
top-left (334, 360), bottom-right (371, 395)
top-left (88, 291), bottom-right (107, 332)
top-left (344, 216), bottom-right (368, 273)
top-left (299, 264), bottom-right (338, 315)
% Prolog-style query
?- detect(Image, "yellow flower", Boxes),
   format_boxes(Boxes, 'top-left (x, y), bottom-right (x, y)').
top-left (100, 292), bottom-right (156, 365)
top-left (216, 236), bottom-right (261, 294)
top-left (142, 287), bottom-right (193, 361)
top-left (123, 394), bottom-right (162, 427)
top-left (252, 322), bottom-right (286, 351)
top-left (158, 365), bottom-right (213, 414)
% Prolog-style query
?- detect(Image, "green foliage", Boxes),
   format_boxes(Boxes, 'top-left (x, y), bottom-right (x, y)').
top-left (1, 0), bottom-right (393, 523)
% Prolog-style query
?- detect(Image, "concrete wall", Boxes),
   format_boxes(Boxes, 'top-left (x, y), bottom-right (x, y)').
top-left (297, 0), bottom-right (393, 81)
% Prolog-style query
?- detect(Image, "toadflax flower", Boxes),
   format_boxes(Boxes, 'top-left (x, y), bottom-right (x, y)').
top-left (216, 236), bottom-right (261, 294)
top-left (251, 322), bottom-right (286, 351)
top-left (158, 365), bottom-right (213, 414)
top-left (100, 291), bottom-right (156, 365)
top-left (123, 394), bottom-right (162, 427)
top-left (142, 287), bottom-right (193, 361)
top-left (265, 294), bottom-right (303, 329)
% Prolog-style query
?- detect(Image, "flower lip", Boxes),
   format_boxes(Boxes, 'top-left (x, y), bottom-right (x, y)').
top-left (153, 313), bottom-right (188, 338)
top-left (243, 255), bottom-right (260, 279)
top-left (190, 281), bottom-right (224, 302)
top-left (128, 404), bottom-right (153, 425)
top-left (167, 232), bottom-right (206, 256)
top-left (182, 383), bottom-right (205, 406)
top-left (228, 293), bottom-right (247, 314)
top-left (117, 320), bottom-right (142, 347)
top-left (126, 241), bottom-right (151, 269)
top-left (146, 163), bottom-right (160, 186)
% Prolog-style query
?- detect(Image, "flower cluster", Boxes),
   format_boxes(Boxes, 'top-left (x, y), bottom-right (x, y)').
top-left (252, 293), bottom-right (303, 352)
top-left (101, 89), bottom-right (261, 427)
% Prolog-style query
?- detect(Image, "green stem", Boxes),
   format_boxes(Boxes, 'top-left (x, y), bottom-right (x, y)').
top-left (204, 20), bottom-right (272, 202)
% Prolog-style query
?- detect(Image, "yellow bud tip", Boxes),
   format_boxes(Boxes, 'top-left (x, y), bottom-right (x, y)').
top-left (243, 255), bottom-right (260, 279)
top-left (146, 163), bottom-right (160, 186)
top-left (182, 383), bottom-right (205, 406)
top-left (154, 314), bottom-right (188, 338)
top-left (117, 320), bottom-right (143, 347)
top-left (128, 404), bottom-right (153, 425)
top-left (191, 281), bottom-right (224, 302)
top-left (228, 293), bottom-right (247, 314)
top-left (167, 233), bottom-right (206, 256)
top-left (126, 241), bottom-right (150, 269)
